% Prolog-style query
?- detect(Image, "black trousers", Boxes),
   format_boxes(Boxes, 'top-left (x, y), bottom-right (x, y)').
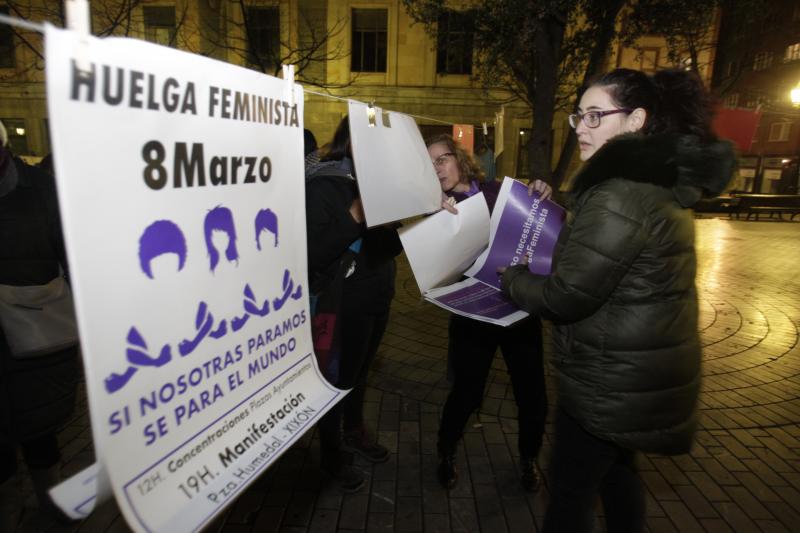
top-left (317, 305), bottom-right (389, 469)
top-left (0, 433), bottom-right (60, 483)
top-left (542, 408), bottom-right (645, 533)
top-left (438, 314), bottom-right (547, 458)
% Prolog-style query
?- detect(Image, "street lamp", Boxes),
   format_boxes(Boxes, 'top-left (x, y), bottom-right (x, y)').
top-left (791, 83), bottom-right (800, 107)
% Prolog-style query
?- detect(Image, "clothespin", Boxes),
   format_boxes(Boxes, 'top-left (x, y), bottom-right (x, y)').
top-left (66, 0), bottom-right (91, 75)
top-left (367, 101), bottom-right (377, 128)
top-left (482, 122), bottom-right (488, 136)
top-left (281, 64), bottom-right (295, 106)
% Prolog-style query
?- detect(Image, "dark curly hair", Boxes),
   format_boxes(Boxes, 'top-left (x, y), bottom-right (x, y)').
top-left (425, 133), bottom-right (485, 184)
top-left (320, 115), bottom-right (351, 162)
top-left (590, 68), bottom-right (717, 142)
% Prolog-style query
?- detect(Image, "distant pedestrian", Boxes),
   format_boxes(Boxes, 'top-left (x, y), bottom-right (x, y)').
top-left (501, 68), bottom-right (735, 532)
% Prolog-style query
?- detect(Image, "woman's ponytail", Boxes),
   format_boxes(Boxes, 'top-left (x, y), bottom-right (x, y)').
top-left (651, 69), bottom-right (716, 142)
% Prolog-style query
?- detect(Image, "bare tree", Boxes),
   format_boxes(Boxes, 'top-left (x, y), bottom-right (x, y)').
top-left (404, 0), bottom-right (632, 188)
top-left (404, 0), bottom-right (725, 188)
top-left (182, 1), bottom-right (351, 88)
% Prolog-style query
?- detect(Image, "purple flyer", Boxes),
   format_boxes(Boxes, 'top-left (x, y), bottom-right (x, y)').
top-left (471, 179), bottom-right (565, 289)
top-left (434, 282), bottom-right (521, 320)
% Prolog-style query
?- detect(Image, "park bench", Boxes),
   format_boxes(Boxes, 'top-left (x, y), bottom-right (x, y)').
top-left (693, 196), bottom-right (740, 215)
top-left (729, 194), bottom-right (800, 221)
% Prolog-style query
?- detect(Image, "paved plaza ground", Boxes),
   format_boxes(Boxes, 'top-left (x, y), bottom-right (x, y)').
top-left (9, 217), bottom-right (800, 532)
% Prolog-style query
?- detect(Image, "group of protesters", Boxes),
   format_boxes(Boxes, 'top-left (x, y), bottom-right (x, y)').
top-left (305, 67), bottom-right (735, 533)
top-left (0, 65), bottom-right (736, 533)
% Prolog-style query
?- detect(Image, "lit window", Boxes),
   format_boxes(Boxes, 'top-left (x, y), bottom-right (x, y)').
top-left (143, 6), bottom-right (176, 47)
top-left (725, 93), bottom-right (739, 107)
top-left (1, 118), bottom-right (29, 154)
top-left (753, 51), bottom-right (773, 71)
top-left (785, 43), bottom-right (800, 62)
top-left (351, 9), bottom-right (387, 73)
top-left (768, 122), bottom-right (791, 142)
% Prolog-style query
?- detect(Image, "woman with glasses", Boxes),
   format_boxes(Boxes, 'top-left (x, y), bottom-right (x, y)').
top-left (500, 68), bottom-right (735, 532)
top-left (426, 134), bottom-right (551, 492)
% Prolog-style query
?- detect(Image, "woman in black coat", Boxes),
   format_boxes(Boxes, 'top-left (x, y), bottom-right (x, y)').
top-left (306, 117), bottom-right (403, 492)
top-left (0, 143), bottom-right (80, 528)
top-left (501, 69), bottom-right (735, 532)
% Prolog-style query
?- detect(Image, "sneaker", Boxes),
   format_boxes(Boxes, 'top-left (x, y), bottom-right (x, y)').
top-left (520, 456), bottom-right (541, 493)
top-left (437, 451), bottom-right (458, 490)
top-left (324, 464), bottom-right (365, 493)
top-left (342, 428), bottom-right (390, 463)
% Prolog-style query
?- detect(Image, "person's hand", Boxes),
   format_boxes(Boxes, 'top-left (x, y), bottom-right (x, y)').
top-left (497, 253), bottom-right (529, 275)
top-left (498, 255), bottom-right (530, 296)
top-left (528, 179), bottom-right (553, 201)
top-left (441, 193), bottom-right (458, 214)
top-left (349, 197), bottom-right (365, 223)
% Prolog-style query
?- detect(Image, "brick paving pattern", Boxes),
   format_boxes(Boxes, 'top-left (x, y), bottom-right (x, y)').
top-left (8, 218), bottom-right (800, 532)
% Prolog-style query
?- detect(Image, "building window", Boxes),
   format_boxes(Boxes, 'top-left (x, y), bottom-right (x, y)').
top-left (785, 43), bottom-right (800, 62)
top-left (351, 9), bottom-right (387, 73)
top-left (1, 118), bottom-right (30, 155)
top-left (245, 7), bottom-right (280, 69)
top-left (753, 51), bottom-right (773, 71)
top-left (516, 129), bottom-right (531, 180)
top-left (436, 10), bottom-right (474, 75)
top-left (638, 47), bottom-right (659, 73)
top-left (768, 122), bottom-right (791, 142)
top-left (724, 93), bottom-right (739, 107)
top-left (143, 6), bottom-right (176, 47)
top-left (0, 7), bottom-right (15, 68)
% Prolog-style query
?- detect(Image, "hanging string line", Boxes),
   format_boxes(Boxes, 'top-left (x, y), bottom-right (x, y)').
top-left (301, 89), bottom-right (454, 126)
top-left (0, 12), bottom-right (46, 33)
top-left (0, 14), bottom-right (474, 128)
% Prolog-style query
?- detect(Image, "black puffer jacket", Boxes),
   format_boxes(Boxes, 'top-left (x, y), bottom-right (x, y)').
top-left (305, 158), bottom-right (402, 313)
top-left (503, 134), bottom-right (734, 455)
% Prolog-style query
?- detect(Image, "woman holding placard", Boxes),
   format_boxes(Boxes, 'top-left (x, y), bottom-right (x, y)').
top-left (426, 134), bottom-right (551, 492)
top-left (500, 68), bottom-right (735, 532)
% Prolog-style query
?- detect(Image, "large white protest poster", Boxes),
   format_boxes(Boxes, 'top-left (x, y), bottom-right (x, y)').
top-left (347, 101), bottom-right (442, 226)
top-left (45, 26), bottom-right (343, 532)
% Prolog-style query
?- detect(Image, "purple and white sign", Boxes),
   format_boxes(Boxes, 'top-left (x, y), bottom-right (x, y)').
top-left (425, 278), bottom-right (528, 325)
top-left (467, 178), bottom-right (565, 289)
top-left (45, 26), bottom-right (341, 532)
top-left (404, 177), bottom-right (564, 326)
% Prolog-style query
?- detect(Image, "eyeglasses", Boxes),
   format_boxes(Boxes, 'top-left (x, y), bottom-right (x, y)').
top-left (432, 152), bottom-right (455, 168)
top-left (568, 108), bottom-right (632, 129)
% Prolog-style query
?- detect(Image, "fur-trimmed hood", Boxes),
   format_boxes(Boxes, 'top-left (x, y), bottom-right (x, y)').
top-left (570, 133), bottom-right (736, 208)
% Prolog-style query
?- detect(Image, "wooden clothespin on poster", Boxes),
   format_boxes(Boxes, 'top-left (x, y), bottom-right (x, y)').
top-left (281, 64), bottom-right (296, 107)
top-left (366, 101), bottom-right (377, 128)
top-left (65, 0), bottom-right (92, 75)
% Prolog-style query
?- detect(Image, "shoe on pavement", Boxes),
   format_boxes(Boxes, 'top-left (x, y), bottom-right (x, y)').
top-left (520, 456), bottom-right (541, 493)
top-left (437, 451), bottom-right (458, 490)
top-left (342, 428), bottom-right (390, 463)
top-left (324, 464), bottom-right (365, 493)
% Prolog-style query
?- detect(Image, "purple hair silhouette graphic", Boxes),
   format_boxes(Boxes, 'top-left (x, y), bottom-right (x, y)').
top-left (204, 205), bottom-right (239, 273)
top-left (255, 208), bottom-right (279, 250)
top-left (139, 220), bottom-right (187, 279)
